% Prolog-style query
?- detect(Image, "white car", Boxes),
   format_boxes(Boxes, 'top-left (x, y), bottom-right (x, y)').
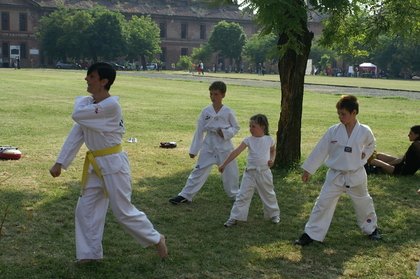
top-left (146, 63), bottom-right (158, 70)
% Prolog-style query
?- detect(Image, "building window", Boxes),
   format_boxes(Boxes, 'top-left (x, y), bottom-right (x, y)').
top-left (159, 22), bottom-right (166, 38)
top-left (200, 24), bottom-right (206, 40)
top-left (20, 43), bottom-right (27, 59)
top-left (2, 42), bottom-right (9, 58)
top-left (160, 47), bottom-right (166, 62)
top-left (181, 23), bottom-right (188, 39)
top-left (181, 48), bottom-right (188, 56)
top-left (19, 13), bottom-right (28, 32)
top-left (1, 12), bottom-right (10, 31)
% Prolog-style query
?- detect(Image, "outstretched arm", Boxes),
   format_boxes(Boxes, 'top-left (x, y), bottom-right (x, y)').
top-left (219, 142), bottom-right (247, 173)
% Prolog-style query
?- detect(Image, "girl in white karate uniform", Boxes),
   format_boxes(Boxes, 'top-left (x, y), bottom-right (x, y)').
top-left (295, 95), bottom-right (380, 246)
top-left (50, 63), bottom-right (167, 262)
top-left (219, 114), bottom-right (280, 227)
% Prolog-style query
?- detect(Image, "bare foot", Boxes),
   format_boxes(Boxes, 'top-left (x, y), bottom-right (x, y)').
top-left (156, 234), bottom-right (168, 259)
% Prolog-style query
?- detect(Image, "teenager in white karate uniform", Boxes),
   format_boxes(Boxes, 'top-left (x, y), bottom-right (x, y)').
top-left (219, 114), bottom-right (280, 227)
top-left (169, 81), bottom-right (239, 204)
top-left (50, 62), bottom-right (168, 262)
top-left (295, 95), bottom-right (381, 246)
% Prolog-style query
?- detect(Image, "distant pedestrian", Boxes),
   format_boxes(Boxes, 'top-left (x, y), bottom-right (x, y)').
top-left (199, 61), bottom-right (204, 75)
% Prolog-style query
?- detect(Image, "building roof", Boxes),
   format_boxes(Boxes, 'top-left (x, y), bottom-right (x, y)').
top-left (32, 0), bottom-right (253, 21)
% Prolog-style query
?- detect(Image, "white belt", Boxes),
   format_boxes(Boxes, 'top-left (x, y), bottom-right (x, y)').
top-left (246, 166), bottom-right (270, 172)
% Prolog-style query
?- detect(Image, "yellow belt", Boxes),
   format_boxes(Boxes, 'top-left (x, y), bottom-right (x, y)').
top-left (81, 144), bottom-right (122, 195)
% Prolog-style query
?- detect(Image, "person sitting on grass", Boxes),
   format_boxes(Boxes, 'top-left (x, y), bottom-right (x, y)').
top-left (367, 125), bottom-right (420, 175)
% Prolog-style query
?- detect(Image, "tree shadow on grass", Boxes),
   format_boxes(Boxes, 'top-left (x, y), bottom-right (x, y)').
top-left (132, 167), bottom-right (420, 278)
top-left (1, 167), bottom-right (419, 278)
top-left (262, 171), bottom-right (420, 279)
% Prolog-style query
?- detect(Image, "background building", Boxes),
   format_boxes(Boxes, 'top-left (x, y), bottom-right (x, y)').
top-left (0, 0), bottom-right (322, 69)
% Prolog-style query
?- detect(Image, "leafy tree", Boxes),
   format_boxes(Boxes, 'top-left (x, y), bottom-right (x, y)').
top-left (216, 0), bottom-right (420, 168)
top-left (243, 33), bottom-right (278, 71)
top-left (37, 8), bottom-right (71, 61)
top-left (371, 36), bottom-right (420, 78)
top-left (38, 7), bottom-right (127, 63)
top-left (208, 20), bottom-right (247, 69)
top-left (61, 10), bottom-right (94, 60)
top-left (126, 15), bottom-right (161, 70)
top-left (320, 1), bottom-right (420, 77)
top-left (176, 55), bottom-right (193, 71)
top-left (309, 42), bottom-right (343, 74)
top-left (191, 43), bottom-right (213, 65)
top-left (85, 7), bottom-right (127, 62)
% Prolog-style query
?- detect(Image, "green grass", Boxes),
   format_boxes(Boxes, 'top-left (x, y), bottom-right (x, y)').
top-left (0, 68), bottom-right (419, 279)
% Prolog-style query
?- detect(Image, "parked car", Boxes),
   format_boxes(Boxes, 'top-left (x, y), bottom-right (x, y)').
top-left (146, 63), bottom-right (158, 70)
top-left (55, 61), bottom-right (81, 69)
top-left (107, 62), bottom-right (125, 70)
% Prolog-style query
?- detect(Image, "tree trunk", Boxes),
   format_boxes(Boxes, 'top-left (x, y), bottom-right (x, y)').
top-left (275, 27), bottom-right (313, 169)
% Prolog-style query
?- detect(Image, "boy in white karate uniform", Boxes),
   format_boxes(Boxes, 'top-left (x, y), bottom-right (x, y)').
top-left (295, 95), bottom-right (381, 246)
top-left (169, 81), bottom-right (239, 204)
top-left (50, 62), bottom-right (168, 262)
top-left (219, 114), bottom-right (280, 227)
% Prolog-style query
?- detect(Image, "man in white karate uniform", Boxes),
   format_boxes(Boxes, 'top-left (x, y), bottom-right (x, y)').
top-left (50, 62), bottom-right (167, 262)
top-left (169, 81), bottom-right (240, 204)
top-left (295, 95), bottom-right (381, 246)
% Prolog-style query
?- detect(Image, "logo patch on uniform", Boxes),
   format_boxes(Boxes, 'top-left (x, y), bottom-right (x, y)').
top-left (344, 146), bottom-right (352, 153)
top-left (205, 115), bottom-right (211, 120)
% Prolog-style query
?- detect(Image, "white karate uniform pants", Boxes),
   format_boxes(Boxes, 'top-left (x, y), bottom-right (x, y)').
top-left (304, 179), bottom-right (377, 242)
top-left (75, 172), bottom-right (160, 260)
top-left (179, 151), bottom-right (239, 201)
top-left (229, 168), bottom-right (280, 221)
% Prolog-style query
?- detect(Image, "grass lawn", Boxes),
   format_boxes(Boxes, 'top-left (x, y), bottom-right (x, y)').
top-left (0, 68), bottom-right (419, 279)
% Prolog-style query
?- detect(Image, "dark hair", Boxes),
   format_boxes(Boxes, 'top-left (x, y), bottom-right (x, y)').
top-left (336, 95), bottom-right (359, 114)
top-left (209, 81), bottom-right (227, 94)
top-left (411, 125), bottom-right (420, 140)
top-left (250, 114), bottom-right (269, 135)
top-left (87, 62), bottom-right (116, 90)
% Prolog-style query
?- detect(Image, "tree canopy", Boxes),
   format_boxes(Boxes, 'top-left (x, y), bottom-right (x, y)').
top-left (215, 0), bottom-right (420, 168)
top-left (242, 33), bottom-right (278, 69)
top-left (208, 20), bottom-right (247, 68)
top-left (37, 7), bottom-right (161, 63)
top-left (126, 15), bottom-right (161, 68)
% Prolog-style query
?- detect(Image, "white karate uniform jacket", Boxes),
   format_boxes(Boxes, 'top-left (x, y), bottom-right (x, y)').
top-left (179, 104), bottom-right (240, 200)
top-left (56, 96), bottom-right (160, 260)
top-left (302, 121), bottom-right (378, 241)
top-left (190, 104), bottom-right (239, 162)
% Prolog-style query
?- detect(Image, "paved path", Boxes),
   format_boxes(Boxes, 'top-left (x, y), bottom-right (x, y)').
top-left (121, 71), bottom-right (420, 100)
